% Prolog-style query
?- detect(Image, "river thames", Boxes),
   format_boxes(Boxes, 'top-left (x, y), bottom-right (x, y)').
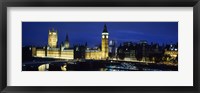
top-left (22, 59), bottom-right (178, 71)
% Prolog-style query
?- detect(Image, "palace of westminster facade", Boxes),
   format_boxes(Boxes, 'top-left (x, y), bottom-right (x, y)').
top-left (32, 25), bottom-right (109, 60)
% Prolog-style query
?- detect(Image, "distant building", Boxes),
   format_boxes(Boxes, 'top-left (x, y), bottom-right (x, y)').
top-left (109, 40), bottom-right (116, 58)
top-left (139, 40), bottom-right (148, 61)
top-left (133, 41), bottom-right (165, 62)
top-left (164, 50), bottom-right (178, 58)
top-left (117, 42), bottom-right (136, 61)
top-left (164, 44), bottom-right (178, 61)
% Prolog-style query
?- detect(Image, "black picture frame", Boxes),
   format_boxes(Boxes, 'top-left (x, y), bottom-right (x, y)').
top-left (0, 0), bottom-right (199, 93)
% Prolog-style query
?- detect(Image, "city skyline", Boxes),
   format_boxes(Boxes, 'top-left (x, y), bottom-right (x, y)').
top-left (22, 22), bottom-right (178, 71)
top-left (22, 22), bottom-right (178, 47)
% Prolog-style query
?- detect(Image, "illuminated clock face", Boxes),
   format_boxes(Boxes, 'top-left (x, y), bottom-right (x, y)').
top-left (102, 35), bottom-right (105, 38)
top-left (106, 36), bottom-right (108, 38)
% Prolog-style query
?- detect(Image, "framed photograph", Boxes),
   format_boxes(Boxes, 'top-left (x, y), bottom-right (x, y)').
top-left (0, 0), bottom-right (199, 93)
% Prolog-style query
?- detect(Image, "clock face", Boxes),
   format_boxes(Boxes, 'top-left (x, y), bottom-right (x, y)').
top-left (102, 35), bottom-right (108, 38)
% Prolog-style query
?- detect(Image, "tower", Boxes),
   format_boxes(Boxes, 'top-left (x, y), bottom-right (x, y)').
top-left (101, 24), bottom-right (109, 59)
top-left (64, 33), bottom-right (70, 48)
top-left (48, 28), bottom-right (58, 48)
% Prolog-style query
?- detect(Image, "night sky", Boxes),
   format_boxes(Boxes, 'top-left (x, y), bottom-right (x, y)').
top-left (22, 22), bottom-right (178, 47)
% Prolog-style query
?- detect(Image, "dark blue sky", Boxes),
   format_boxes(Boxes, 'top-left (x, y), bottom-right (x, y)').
top-left (22, 22), bottom-right (178, 47)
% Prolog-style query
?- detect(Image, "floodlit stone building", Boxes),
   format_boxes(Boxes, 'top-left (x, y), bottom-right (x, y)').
top-left (85, 24), bottom-right (109, 60)
top-left (32, 28), bottom-right (74, 59)
top-left (32, 25), bottom-right (109, 60)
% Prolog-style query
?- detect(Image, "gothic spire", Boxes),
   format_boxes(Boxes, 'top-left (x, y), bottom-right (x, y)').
top-left (64, 33), bottom-right (70, 48)
top-left (66, 33), bottom-right (69, 42)
top-left (103, 24), bottom-right (108, 33)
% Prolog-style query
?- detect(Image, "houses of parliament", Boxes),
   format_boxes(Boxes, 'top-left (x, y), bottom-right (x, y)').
top-left (32, 25), bottom-right (109, 60)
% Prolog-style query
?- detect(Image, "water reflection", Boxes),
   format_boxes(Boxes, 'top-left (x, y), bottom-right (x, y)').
top-left (38, 64), bottom-right (49, 71)
top-left (61, 63), bottom-right (67, 71)
top-left (37, 63), bottom-right (67, 71)
top-left (22, 60), bottom-right (178, 71)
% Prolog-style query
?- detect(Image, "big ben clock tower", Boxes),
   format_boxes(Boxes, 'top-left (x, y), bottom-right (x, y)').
top-left (101, 24), bottom-right (109, 59)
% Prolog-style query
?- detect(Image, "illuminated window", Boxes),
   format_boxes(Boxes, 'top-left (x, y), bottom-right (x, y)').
top-left (109, 41), bottom-right (112, 45)
top-left (76, 47), bottom-right (79, 51)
